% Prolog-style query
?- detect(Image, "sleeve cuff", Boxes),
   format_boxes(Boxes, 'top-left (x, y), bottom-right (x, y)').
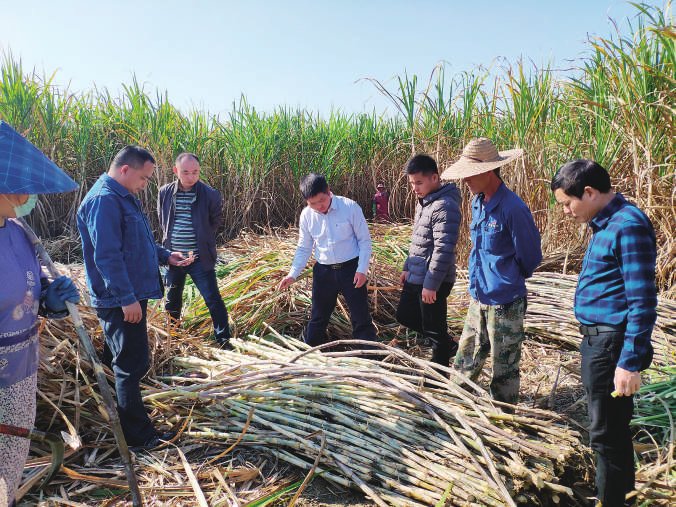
top-left (38, 301), bottom-right (69, 320)
top-left (422, 275), bottom-right (441, 291)
top-left (120, 294), bottom-right (138, 307)
top-left (157, 247), bottom-right (171, 265)
top-left (617, 350), bottom-right (645, 372)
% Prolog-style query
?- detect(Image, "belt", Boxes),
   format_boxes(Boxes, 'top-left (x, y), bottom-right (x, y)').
top-left (321, 257), bottom-right (358, 270)
top-left (579, 324), bottom-right (625, 336)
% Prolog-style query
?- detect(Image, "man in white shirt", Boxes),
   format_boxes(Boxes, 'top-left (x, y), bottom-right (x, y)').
top-left (278, 173), bottom-right (377, 346)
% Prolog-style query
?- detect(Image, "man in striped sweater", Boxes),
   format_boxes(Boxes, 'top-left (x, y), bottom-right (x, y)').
top-left (158, 153), bottom-right (231, 347)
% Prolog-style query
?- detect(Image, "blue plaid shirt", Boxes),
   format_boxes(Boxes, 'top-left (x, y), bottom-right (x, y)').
top-left (575, 193), bottom-right (657, 371)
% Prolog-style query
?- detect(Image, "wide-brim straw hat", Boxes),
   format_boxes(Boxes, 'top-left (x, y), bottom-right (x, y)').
top-left (441, 137), bottom-right (523, 180)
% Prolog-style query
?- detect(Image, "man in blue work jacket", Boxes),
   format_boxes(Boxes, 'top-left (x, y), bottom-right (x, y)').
top-left (77, 145), bottom-right (191, 450)
top-left (443, 138), bottom-right (542, 405)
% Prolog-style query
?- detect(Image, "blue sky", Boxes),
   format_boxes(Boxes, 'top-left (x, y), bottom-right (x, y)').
top-left (0, 0), bottom-right (664, 117)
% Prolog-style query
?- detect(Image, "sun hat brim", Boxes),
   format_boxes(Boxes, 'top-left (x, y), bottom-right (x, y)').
top-left (0, 121), bottom-right (78, 194)
top-left (441, 148), bottom-right (524, 180)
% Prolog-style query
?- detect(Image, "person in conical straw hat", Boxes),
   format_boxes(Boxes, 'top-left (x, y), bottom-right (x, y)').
top-left (0, 121), bottom-right (80, 506)
top-left (442, 137), bottom-right (542, 407)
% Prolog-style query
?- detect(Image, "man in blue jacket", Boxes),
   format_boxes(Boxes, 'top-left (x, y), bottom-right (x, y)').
top-left (158, 153), bottom-right (230, 347)
top-left (443, 138), bottom-right (542, 405)
top-left (77, 145), bottom-right (190, 450)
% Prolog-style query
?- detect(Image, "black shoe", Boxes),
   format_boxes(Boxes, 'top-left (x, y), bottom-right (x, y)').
top-left (571, 482), bottom-right (597, 506)
top-left (449, 339), bottom-right (459, 358)
top-left (129, 431), bottom-right (176, 452)
top-left (217, 339), bottom-right (233, 350)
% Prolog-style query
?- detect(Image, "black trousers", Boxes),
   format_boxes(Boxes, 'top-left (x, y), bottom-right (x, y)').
top-left (305, 258), bottom-right (376, 346)
top-left (96, 301), bottom-right (157, 446)
top-left (580, 327), bottom-right (635, 507)
top-left (396, 281), bottom-right (453, 366)
top-left (164, 263), bottom-right (230, 343)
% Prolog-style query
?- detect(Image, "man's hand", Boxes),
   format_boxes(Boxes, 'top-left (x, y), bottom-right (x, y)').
top-left (613, 367), bottom-right (641, 397)
top-left (421, 288), bottom-right (437, 304)
top-left (278, 275), bottom-right (296, 291)
top-left (399, 271), bottom-right (408, 286)
top-left (169, 251), bottom-right (193, 267)
top-left (122, 301), bottom-right (143, 323)
top-left (354, 272), bottom-right (367, 288)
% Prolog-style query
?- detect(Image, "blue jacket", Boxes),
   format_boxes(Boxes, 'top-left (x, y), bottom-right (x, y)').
top-left (77, 174), bottom-right (170, 308)
top-left (157, 180), bottom-right (223, 271)
top-left (469, 183), bottom-right (542, 305)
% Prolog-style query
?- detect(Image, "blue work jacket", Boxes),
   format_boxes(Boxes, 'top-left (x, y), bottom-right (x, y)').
top-left (77, 174), bottom-right (170, 308)
top-left (468, 183), bottom-right (542, 305)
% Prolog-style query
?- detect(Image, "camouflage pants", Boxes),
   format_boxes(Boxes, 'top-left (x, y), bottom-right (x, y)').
top-left (453, 296), bottom-right (527, 405)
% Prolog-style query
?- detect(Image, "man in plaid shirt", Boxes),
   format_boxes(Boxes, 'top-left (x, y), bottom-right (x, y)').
top-left (551, 159), bottom-right (657, 507)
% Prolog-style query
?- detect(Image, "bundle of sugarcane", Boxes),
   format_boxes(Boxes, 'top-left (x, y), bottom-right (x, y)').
top-left (150, 334), bottom-right (586, 507)
top-left (30, 311), bottom-right (588, 506)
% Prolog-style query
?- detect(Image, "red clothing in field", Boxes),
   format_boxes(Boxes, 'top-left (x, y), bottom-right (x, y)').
top-left (373, 190), bottom-right (390, 222)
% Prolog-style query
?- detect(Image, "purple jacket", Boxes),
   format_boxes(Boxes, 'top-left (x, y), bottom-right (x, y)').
top-left (157, 180), bottom-right (223, 271)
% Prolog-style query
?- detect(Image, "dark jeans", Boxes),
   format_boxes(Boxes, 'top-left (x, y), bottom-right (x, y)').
top-left (164, 262), bottom-right (230, 343)
top-left (96, 301), bottom-right (156, 446)
top-left (396, 281), bottom-right (454, 366)
top-left (306, 258), bottom-right (376, 346)
top-left (580, 328), bottom-right (635, 507)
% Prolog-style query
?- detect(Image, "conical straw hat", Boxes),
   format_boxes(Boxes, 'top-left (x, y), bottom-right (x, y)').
top-left (441, 138), bottom-right (523, 180)
top-left (0, 121), bottom-right (78, 194)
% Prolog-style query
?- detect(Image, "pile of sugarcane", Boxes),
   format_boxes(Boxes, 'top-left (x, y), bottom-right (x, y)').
top-left (28, 313), bottom-right (588, 506)
top-left (154, 334), bottom-right (585, 507)
top-left (524, 273), bottom-right (676, 368)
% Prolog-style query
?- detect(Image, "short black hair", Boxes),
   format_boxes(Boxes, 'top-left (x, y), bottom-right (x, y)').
top-left (111, 145), bottom-right (155, 170)
top-left (300, 173), bottom-right (329, 199)
top-left (550, 159), bottom-right (611, 198)
top-left (404, 154), bottom-right (438, 175)
top-left (175, 152), bottom-right (200, 165)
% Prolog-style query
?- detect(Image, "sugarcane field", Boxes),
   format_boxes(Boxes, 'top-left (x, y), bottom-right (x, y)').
top-left (1, 2), bottom-right (674, 507)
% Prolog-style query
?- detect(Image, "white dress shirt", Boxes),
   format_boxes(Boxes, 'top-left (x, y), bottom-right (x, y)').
top-left (288, 195), bottom-right (372, 279)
